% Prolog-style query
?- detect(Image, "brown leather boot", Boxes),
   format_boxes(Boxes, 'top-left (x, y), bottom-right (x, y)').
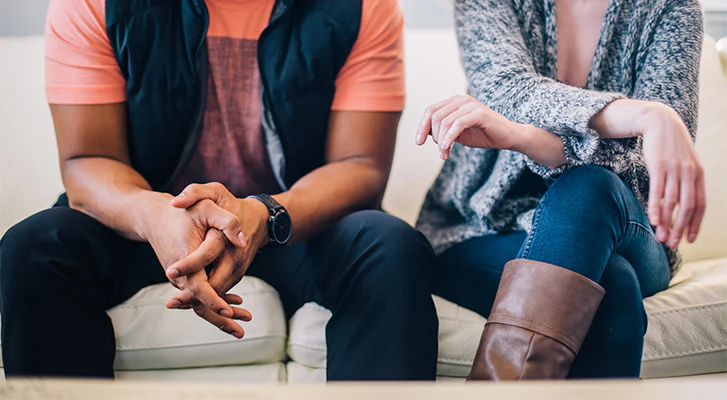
top-left (467, 259), bottom-right (605, 381)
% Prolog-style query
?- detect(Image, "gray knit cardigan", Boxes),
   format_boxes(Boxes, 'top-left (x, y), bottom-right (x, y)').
top-left (416, 0), bottom-right (703, 274)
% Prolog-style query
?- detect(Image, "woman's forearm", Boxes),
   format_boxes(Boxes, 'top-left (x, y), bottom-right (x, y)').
top-left (512, 124), bottom-right (568, 169)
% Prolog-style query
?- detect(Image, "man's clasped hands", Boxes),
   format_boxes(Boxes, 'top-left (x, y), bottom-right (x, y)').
top-left (145, 182), bottom-right (273, 339)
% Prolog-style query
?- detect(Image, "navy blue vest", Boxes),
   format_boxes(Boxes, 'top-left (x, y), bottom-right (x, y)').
top-left (105, 0), bottom-right (363, 190)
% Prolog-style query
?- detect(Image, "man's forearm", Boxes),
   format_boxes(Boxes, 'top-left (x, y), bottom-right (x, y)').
top-left (273, 159), bottom-right (387, 244)
top-left (62, 157), bottom-right (170, 242)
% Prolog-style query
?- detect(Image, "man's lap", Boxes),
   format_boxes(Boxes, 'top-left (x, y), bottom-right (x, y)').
top-left (1, 207), bottom-right (424, 317)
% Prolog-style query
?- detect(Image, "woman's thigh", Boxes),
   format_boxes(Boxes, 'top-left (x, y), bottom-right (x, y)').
top-left (433, 232), bottom-right (526, 318)
top-left (518, 165), bottom-right (671, 297)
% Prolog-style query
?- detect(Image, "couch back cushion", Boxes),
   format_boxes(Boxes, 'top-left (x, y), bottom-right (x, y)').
top-left (678, 36), bottom-right (727, 262)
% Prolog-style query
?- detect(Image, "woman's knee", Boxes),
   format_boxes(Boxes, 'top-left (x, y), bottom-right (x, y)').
top-left (552, 165), bottom-right (629, 203)
top-left (542, 165), bottom-right (636, 223)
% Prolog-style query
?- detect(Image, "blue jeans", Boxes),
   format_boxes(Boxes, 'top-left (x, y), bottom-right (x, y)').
top-left (436, 165), bottom-right (672, 378)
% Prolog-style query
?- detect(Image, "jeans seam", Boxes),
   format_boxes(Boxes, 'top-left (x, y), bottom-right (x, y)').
top-left (616, 221), bottom-right (655, 251)
top-left (629, 221), bottom-right (655, 236)
top-left (521, 193), bottom-right (547, 258)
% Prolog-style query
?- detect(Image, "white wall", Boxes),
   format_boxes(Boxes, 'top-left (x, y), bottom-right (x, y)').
top-left (0, 37), bottom-right (64, 236)
top-left (0, 0), bottom-right (454, 36)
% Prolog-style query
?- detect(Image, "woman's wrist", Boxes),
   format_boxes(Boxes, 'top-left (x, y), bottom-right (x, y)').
top-left (635, 101), bottom-right (682, 140)
top-left (590, 99), bottom-right (676, 140)
top-left (511, 123), bottom-right (568, 169)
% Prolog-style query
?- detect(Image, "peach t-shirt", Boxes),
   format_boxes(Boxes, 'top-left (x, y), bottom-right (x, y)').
top-left (45, 0), bottom-right (405, 196)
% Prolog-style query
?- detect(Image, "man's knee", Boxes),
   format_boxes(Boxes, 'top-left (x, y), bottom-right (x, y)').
top-left (338, 210), bottom-right (435, 289)
top-left (1, 208), bottom-right (91, 302)
top-left (341, 210), bottom-right (432, 252)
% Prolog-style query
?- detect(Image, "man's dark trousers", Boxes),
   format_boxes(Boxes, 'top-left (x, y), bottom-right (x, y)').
top-left (0, 206), bottom-right (439, 380)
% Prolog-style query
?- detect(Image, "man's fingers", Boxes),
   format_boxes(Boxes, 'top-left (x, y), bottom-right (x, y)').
top-left (658, 173), bottom-right (680, 243)
top-left (167, 229), bottom-right (226, 279)
top-left (166, 289), bottom-right (196, 309)
top-left (208, 252), bottom-right (240, 295)
top-left (687, 173), bottom-right (707, 243)
top-left (166, 291), bottom-right (244, 309)
top-left (648, 169), bottom-right (665, 227)
top-left (171, 182), bottom-right (230, 209)
top-left (185, 270), bottom-right (233, 318)
top-left (196, 200), bottom-right (247, 248)
top-left (224, 293), bottom-right (243, 305)
top-left (668, 174), bottom-right (697, 248)
top-left (416, 95), bottom-right (462, 145)
top-left (192, 304), bottom-right (246, 339)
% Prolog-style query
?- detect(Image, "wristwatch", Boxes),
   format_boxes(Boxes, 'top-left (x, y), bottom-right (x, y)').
top-left (247, 194), bottom-right (292, 247)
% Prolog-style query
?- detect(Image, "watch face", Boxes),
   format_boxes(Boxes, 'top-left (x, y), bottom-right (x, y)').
top-left (272, 212), bottom-right (292, 244)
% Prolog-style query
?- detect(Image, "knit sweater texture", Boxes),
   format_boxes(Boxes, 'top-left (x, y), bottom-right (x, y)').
top-left (416, 0), bottom-right (704, 275)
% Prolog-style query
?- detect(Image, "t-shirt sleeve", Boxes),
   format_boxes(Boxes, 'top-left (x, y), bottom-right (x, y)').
top-left (45, 0), bottom-right (127, 105)
top-left (331, 0), bottom-right (406, 112)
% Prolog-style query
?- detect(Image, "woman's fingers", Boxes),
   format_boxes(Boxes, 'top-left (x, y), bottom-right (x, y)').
top-left (657, 172), bottom-right (680, 243)
top-left (416, 95), bottom-right (464, 145)
top-left (167, 229), bottom-right (226, 279)
top-left (430, 96), bottom-right (470, 145)
top-left (687, 172), bottom-right (707, 243)
top-left (416, 96), bottom-right (458, 145)
top-left (440, 110), bottom-right (479, 160)
top-left (668, 169), bottom-right (698, 248)
top-left (648, 169), bottom-right (666, 227)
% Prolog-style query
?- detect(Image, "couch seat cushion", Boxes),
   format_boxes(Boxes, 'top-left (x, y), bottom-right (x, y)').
top-left (286, 258), bottom-right (727, 379)
top-left (109, 276), bottom-right (287, 370)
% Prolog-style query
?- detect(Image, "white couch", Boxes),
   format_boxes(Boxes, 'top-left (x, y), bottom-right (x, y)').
top-left (0, 31), bottom-right (725, 382)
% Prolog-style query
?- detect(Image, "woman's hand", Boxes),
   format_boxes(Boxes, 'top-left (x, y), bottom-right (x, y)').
top-left (591, 99), bottom-right (706, 248)
top-left (640, 105), bottom-right (706, 248)
top-left (416, 95), bottom-right (568, 168)
top-left (415, 95), bottom-right (519, 159)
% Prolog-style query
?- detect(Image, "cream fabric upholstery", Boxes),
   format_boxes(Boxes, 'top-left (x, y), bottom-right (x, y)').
top-left (0, 33), bottom-right (725, 381)
top-left (116, 363), bottom-right (287, 382)
top-left (108, 277), bottom-right (287, 371)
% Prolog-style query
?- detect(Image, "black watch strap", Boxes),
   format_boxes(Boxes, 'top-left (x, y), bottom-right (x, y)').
top-left (247, 194), bottom-right (284, 215)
